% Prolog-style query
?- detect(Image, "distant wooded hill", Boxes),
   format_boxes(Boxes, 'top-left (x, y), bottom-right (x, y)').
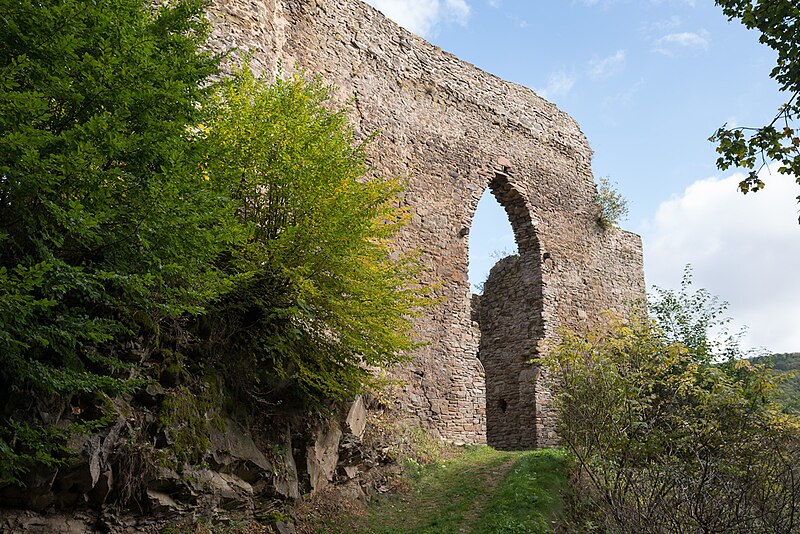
top-left (752, 353), bottom-right (800, 413)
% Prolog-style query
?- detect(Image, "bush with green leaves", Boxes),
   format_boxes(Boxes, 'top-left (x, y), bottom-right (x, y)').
top-left (202, 68), bottom-right (427, 407)
top-left (648, 265), bottom-right (749, 363)
top-left (0, 0), bottom-right (240, 481)
top-left (0, 0), bottom-right (236, 389)
top-left (594, 176), bottom-right (629, 228)
top-left (546, 276), bottom-right (800, 532)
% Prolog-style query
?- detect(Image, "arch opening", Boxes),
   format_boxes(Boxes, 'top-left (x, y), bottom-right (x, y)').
top-left (468, 190), bottom-right (517, 294)
top-left (468, 172), bottom-right (545, 450)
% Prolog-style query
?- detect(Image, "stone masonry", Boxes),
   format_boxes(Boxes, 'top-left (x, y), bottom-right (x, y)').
top-left (205, 0), bottom-right (646, 448)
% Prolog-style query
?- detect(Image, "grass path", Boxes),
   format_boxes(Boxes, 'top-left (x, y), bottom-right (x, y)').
top-left (456, 456), bottom-right (519, 534)
top-left (349, 446), bottom-right (570, 534)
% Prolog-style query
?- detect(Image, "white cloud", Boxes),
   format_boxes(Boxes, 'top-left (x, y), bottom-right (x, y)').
top-left (644, 171), bottom-right (800, 353)
top-left (639, 15), bottom-right (682, 38)
top-left (487, 0), bottom-right (501, 7)
top-left (588, 50), bottom-right (627, 79)
top-left (654, 30), bottom-right (710, 56)
top-left (445, 0), bottom-right (471, 23)
top-left (536, 70), bottom-right (576, 101)
top-left (363, 0), bottom-right (471, 37)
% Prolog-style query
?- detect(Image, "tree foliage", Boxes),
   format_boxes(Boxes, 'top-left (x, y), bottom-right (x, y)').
top-left (0, 0), bottom-right (238, 481)
top-left (547, 278), bottom-right (800, 532)
top-left (201, 68), bottom-right (426, 406)
top-left (649, 265), bottom-right (746, 363)
top-left (0, 0), bottom-right (425, 484)
top-left (0, 0), bottom-right (231, 397)
top-left (752, 352), bottom-right (800, 413)
top-left (710, 0), bottom-right (800, 220)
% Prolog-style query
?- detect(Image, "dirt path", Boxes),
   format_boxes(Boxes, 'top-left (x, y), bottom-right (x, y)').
top-left (457, 455), bottom-right (519, 534)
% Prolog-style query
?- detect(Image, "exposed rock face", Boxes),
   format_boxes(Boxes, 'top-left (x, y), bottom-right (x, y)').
top-left (205, 0), bottom-right (645, 446)
top-left (344, 396), bottom-right (368, 439)
top-left (306, 420), bottom-right (343, 495)
top-left (0, 511), bottom-right (96, 534)
top-left (0, 399), bottom-right (370, 532)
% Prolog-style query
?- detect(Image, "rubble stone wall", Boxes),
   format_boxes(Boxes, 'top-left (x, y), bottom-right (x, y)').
top-left (205, 0), bottom-right (646, 446)
top-left (478, 255), bottom-right (538, 450)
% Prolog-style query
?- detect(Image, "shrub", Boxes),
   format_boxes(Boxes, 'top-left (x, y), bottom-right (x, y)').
top-left (0, 0), bottom-right (234, 392)
top-left (202, 67), bottom-right (428, 408)
top-left (594, 176), bottom-right (629, 228)
top-left (0, 0), bottom-right (238, 482)
top-left (546, 306), bottom-right (800, 532)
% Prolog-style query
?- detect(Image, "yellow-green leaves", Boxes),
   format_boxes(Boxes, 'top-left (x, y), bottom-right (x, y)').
top-left (204, 67), bottom-right (428, 406)
top-left (546, 308), bottom-right (800, 531)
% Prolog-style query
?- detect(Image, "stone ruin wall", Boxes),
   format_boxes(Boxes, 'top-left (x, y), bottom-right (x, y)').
top-left (475, 255), bottom-right (542, 450)
top-left (206, 0), bottom-right (646, 448)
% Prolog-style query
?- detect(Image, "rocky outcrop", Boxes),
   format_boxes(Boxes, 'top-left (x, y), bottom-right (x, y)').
top-left (305, 420), bottom-right (342, 495)
top-left (0, 396), bottom-right (384, 533)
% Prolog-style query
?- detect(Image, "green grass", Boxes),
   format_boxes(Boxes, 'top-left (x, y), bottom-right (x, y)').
top-left (343, 446), bottom-right (569, 534)
top-left (469, 449), bottom-right (571, 534)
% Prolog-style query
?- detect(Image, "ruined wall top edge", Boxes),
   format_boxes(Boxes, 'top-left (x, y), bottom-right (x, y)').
top-left (207, 0), bottom-right (593, 162)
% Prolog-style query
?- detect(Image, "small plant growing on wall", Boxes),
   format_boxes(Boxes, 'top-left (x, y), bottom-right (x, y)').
top-left (594, 176), bottom-right (629, 228)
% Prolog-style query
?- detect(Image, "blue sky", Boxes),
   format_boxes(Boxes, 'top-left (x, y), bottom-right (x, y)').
top-left (362, 0), bottom-right (800, 353)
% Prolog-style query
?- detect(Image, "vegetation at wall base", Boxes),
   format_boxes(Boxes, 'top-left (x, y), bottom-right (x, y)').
top-left (0, 0), bottom-right (426, 493)
top-left (201, 66), bottom-right (426, 410)
top-left (545, 272), bottom-right (800, 532)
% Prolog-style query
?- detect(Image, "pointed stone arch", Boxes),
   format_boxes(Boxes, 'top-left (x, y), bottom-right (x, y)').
top-left (469, 171), bottom-right (546, 450)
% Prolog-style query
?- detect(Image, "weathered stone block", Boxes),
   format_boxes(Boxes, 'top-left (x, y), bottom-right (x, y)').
top-left (306, 420), bottom-right (343, 494)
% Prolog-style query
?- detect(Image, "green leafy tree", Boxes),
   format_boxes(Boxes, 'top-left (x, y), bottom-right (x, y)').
top-left (0, 0), bottom-right (237, 481)
top-left (648, 265), bottom-right (745, 362)
top-left (546, 279), bottom-right (800, 532)
top-left (710, 0), bottom-right (800, 220)
top-left (202, 68), bottom-right (427, 407)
